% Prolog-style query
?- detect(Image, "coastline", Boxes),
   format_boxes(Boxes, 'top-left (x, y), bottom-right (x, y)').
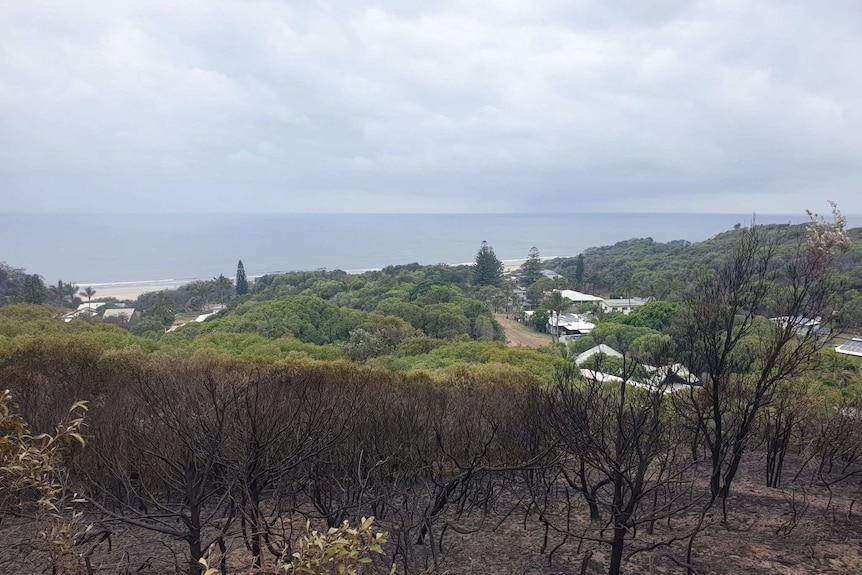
top-left (87, 258), bottom-right (541, 301)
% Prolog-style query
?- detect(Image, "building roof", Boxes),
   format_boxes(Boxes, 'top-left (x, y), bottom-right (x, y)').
top-left (558, 289), bottom-right (603, 303)
top-left (550, 312), bottom-right (595, 333)
top-left (580, 369), bottom-right (624, 384)
top-left (103, 308), bottom-right (135, 320)
top-left (77, 302), bottom-right (106, 311)
top-left (602, 298), bottom-right (647, 307)
top-left (836, 338), bottom-right (862, 357)
top-left (575, 344), bottom-right (623, 365)
top-left (644, 363), bottom-right (699, 384)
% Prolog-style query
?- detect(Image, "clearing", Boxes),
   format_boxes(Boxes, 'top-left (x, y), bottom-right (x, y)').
top-left (494, 313), bottom-right (554, 348)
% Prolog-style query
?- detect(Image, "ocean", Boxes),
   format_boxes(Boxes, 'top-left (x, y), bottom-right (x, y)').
top-left (0, 213), bottom-right (836, 288)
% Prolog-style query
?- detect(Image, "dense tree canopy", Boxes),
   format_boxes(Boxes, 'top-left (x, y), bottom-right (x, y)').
top-left (520, 246), bottom-right (542, 286)
top-left (472, 241), bottom-right (503, 287)
top-left (235, 259), bottom-right (249, 295)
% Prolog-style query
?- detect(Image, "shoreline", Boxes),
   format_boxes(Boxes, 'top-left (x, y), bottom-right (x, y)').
top-left (85, 257), bottom-right (562, 301)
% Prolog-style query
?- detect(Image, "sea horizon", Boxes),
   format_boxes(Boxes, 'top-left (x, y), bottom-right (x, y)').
top-left (2, 212), bottom-right (855, 290)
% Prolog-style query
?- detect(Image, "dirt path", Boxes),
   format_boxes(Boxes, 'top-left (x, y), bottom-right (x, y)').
top-left (494, 313), bottom-right (554, 348)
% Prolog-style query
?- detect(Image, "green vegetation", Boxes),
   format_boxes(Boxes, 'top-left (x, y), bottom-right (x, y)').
top-left (472, 240), bottom-right (504, 287)
top-left (520, 246), bottom-right (542, 286)
top-left (548, 223), bottom-right (862, 300)
top-left (235, 259), bottom-right (249, 295)
top-left (3, 212), bottom-right (862, 575)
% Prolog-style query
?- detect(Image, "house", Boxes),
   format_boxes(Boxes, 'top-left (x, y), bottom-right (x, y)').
top-left (770, 316), bottom-right (825, 338)
top-left (599, 298), bottom-right (647, 315)
top-left (580, 359), bottom-right (698, 395)
top-left (558, 289), bottom-right (604, 305)
top-left (548, 312), bottom-right (595, 340)
top-left (579, 369), bottom-right (624, 384)
top-left (540, 270), bottom-right (563, 280)
top-left (60, 302), bottom-right (107, 322)
top-left (835, 338), bottom-right (862, 358)
top-left (102, 308), bottom-right (136, 322)
top-left (643, 363), bottom-right (699, 391)
top-left (575, 344), bottom-right (623, 365)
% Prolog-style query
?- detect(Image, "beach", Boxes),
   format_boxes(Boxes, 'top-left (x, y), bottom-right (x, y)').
top-left (88, 258), bottom-right (533, 301)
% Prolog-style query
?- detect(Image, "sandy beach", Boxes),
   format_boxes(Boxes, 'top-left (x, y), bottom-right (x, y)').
top-left (82, 279), bottom-right (198, 301)
top-left (86, 257), bottom-right (541, 301)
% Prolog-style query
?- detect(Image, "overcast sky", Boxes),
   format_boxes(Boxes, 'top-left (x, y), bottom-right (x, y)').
top-left (1, 1), bottom-right (861, 214)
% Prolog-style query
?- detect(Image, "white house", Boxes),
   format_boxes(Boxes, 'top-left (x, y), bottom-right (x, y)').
top-left (558, 289), bottom-right (604, 305)
top-left (575, 344), bottom-right (623, 365)
top-left (548, 312), bottom-right (595, 340)
top-left (60, 302), bottom-right (107, 322)
top-left (836, 338), bottom-right (862, 358)
top-left (599, 298), bottom-right (647, 315)
top-left (102, 308), bottom-right (136, 322)
top-left (580, 362), bottom-right (697, 394)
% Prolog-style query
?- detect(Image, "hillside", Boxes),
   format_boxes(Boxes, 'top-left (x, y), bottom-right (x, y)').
top-left (545, 223), bottom-right (862, 330)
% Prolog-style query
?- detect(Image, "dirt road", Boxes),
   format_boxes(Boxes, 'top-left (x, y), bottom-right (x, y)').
top-left (494, 313), bottom-right (554, 348)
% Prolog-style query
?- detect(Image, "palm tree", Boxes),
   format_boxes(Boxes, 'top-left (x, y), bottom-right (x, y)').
top-left (616, 277), bottom-right (639, 311)
top-left (212, 274), bottom-right (232, 304)
top-left (543, 291), bottom-right (574, 341)
top-left (149, 293), bottom-right (175, 327)
top-left (49, 280), bottom-right (65, 306)
top-left (79, 286), bottom-right (96, 307)
top-left (63, 281), bottom-right (79, 307)
top-left (189, 281), bottom-right (214, 311)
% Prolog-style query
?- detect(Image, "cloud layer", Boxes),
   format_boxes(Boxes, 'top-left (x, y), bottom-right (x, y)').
top-left (1, 1), bottom-right (861, 213)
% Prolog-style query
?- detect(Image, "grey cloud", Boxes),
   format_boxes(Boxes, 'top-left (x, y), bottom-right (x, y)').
top-left (0, 1), bottom-right (860, 214)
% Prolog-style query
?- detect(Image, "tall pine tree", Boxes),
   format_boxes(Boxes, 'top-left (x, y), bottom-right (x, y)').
top-left (235, 260), bottom-right (249, 295)
top-left (472, 241), bottom-right (503, 287)
top-left (520, 246), bottom-right (542, 286)
top-left (574, 254), bottom-right (585, 290)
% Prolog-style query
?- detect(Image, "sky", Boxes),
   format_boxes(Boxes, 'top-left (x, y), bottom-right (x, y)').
top-left (1, 1), bottom-right (861, 214)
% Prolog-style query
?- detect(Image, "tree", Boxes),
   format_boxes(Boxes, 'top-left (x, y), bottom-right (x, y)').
top-left (676, 203), bottom-right (850, 512)
top-left (525, 277), bottom-right (555, 310)
top-left (520, 247), bottom-right (542, 287)
top-left (79, 286), bottom-right (96, 306)
top-left (213, 274), bottom-right (232, 303)
top-left (17, 274), bottom-right (47, 305)
top-left (545, 359), bottom-right (693, 575)
top-left (528, 308), bottom-right (550, 332)
top-left (574, 254), bottom-right (585, 290)
top-left (235, 260), bottom-right (249, 295)
top-left (472, 241), bottom-right (503, 287)
top-left (0, 390), bottom-right (88, 573)
top-left (62, 281), bottom-right (78, 307)
top-left (148, 292), bottom-right (176, 326)
top-left (614, 275), bottom-right (638, 309)
top-left (86, 361), bottom-right (237, 575)
top-left (188, 281), bottom-right (214, 311)
top-left (542, 291), bottom-right (574, 341)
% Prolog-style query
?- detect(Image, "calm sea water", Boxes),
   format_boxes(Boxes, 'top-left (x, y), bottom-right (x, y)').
top-left (0, 213), bottom-right (835, 285)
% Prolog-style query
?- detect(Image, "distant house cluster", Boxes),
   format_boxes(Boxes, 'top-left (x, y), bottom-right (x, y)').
top-left (557, 289), bottom-right (648, 316)
top-left (539, 290), bottom-right (649, 340)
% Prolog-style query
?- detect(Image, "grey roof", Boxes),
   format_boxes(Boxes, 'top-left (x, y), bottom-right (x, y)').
top-left (836, 338), bottom-right (862, 357)
top-left (602, 298), bottom-right (647, 307)
top-left (575, 344), bottom-right (623, 365)
top-left (103, 308), bottom-right (135, 319)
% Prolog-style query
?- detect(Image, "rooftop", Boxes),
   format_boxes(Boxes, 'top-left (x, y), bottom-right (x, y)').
top-left (836, 338), bottom-right (862, 357)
